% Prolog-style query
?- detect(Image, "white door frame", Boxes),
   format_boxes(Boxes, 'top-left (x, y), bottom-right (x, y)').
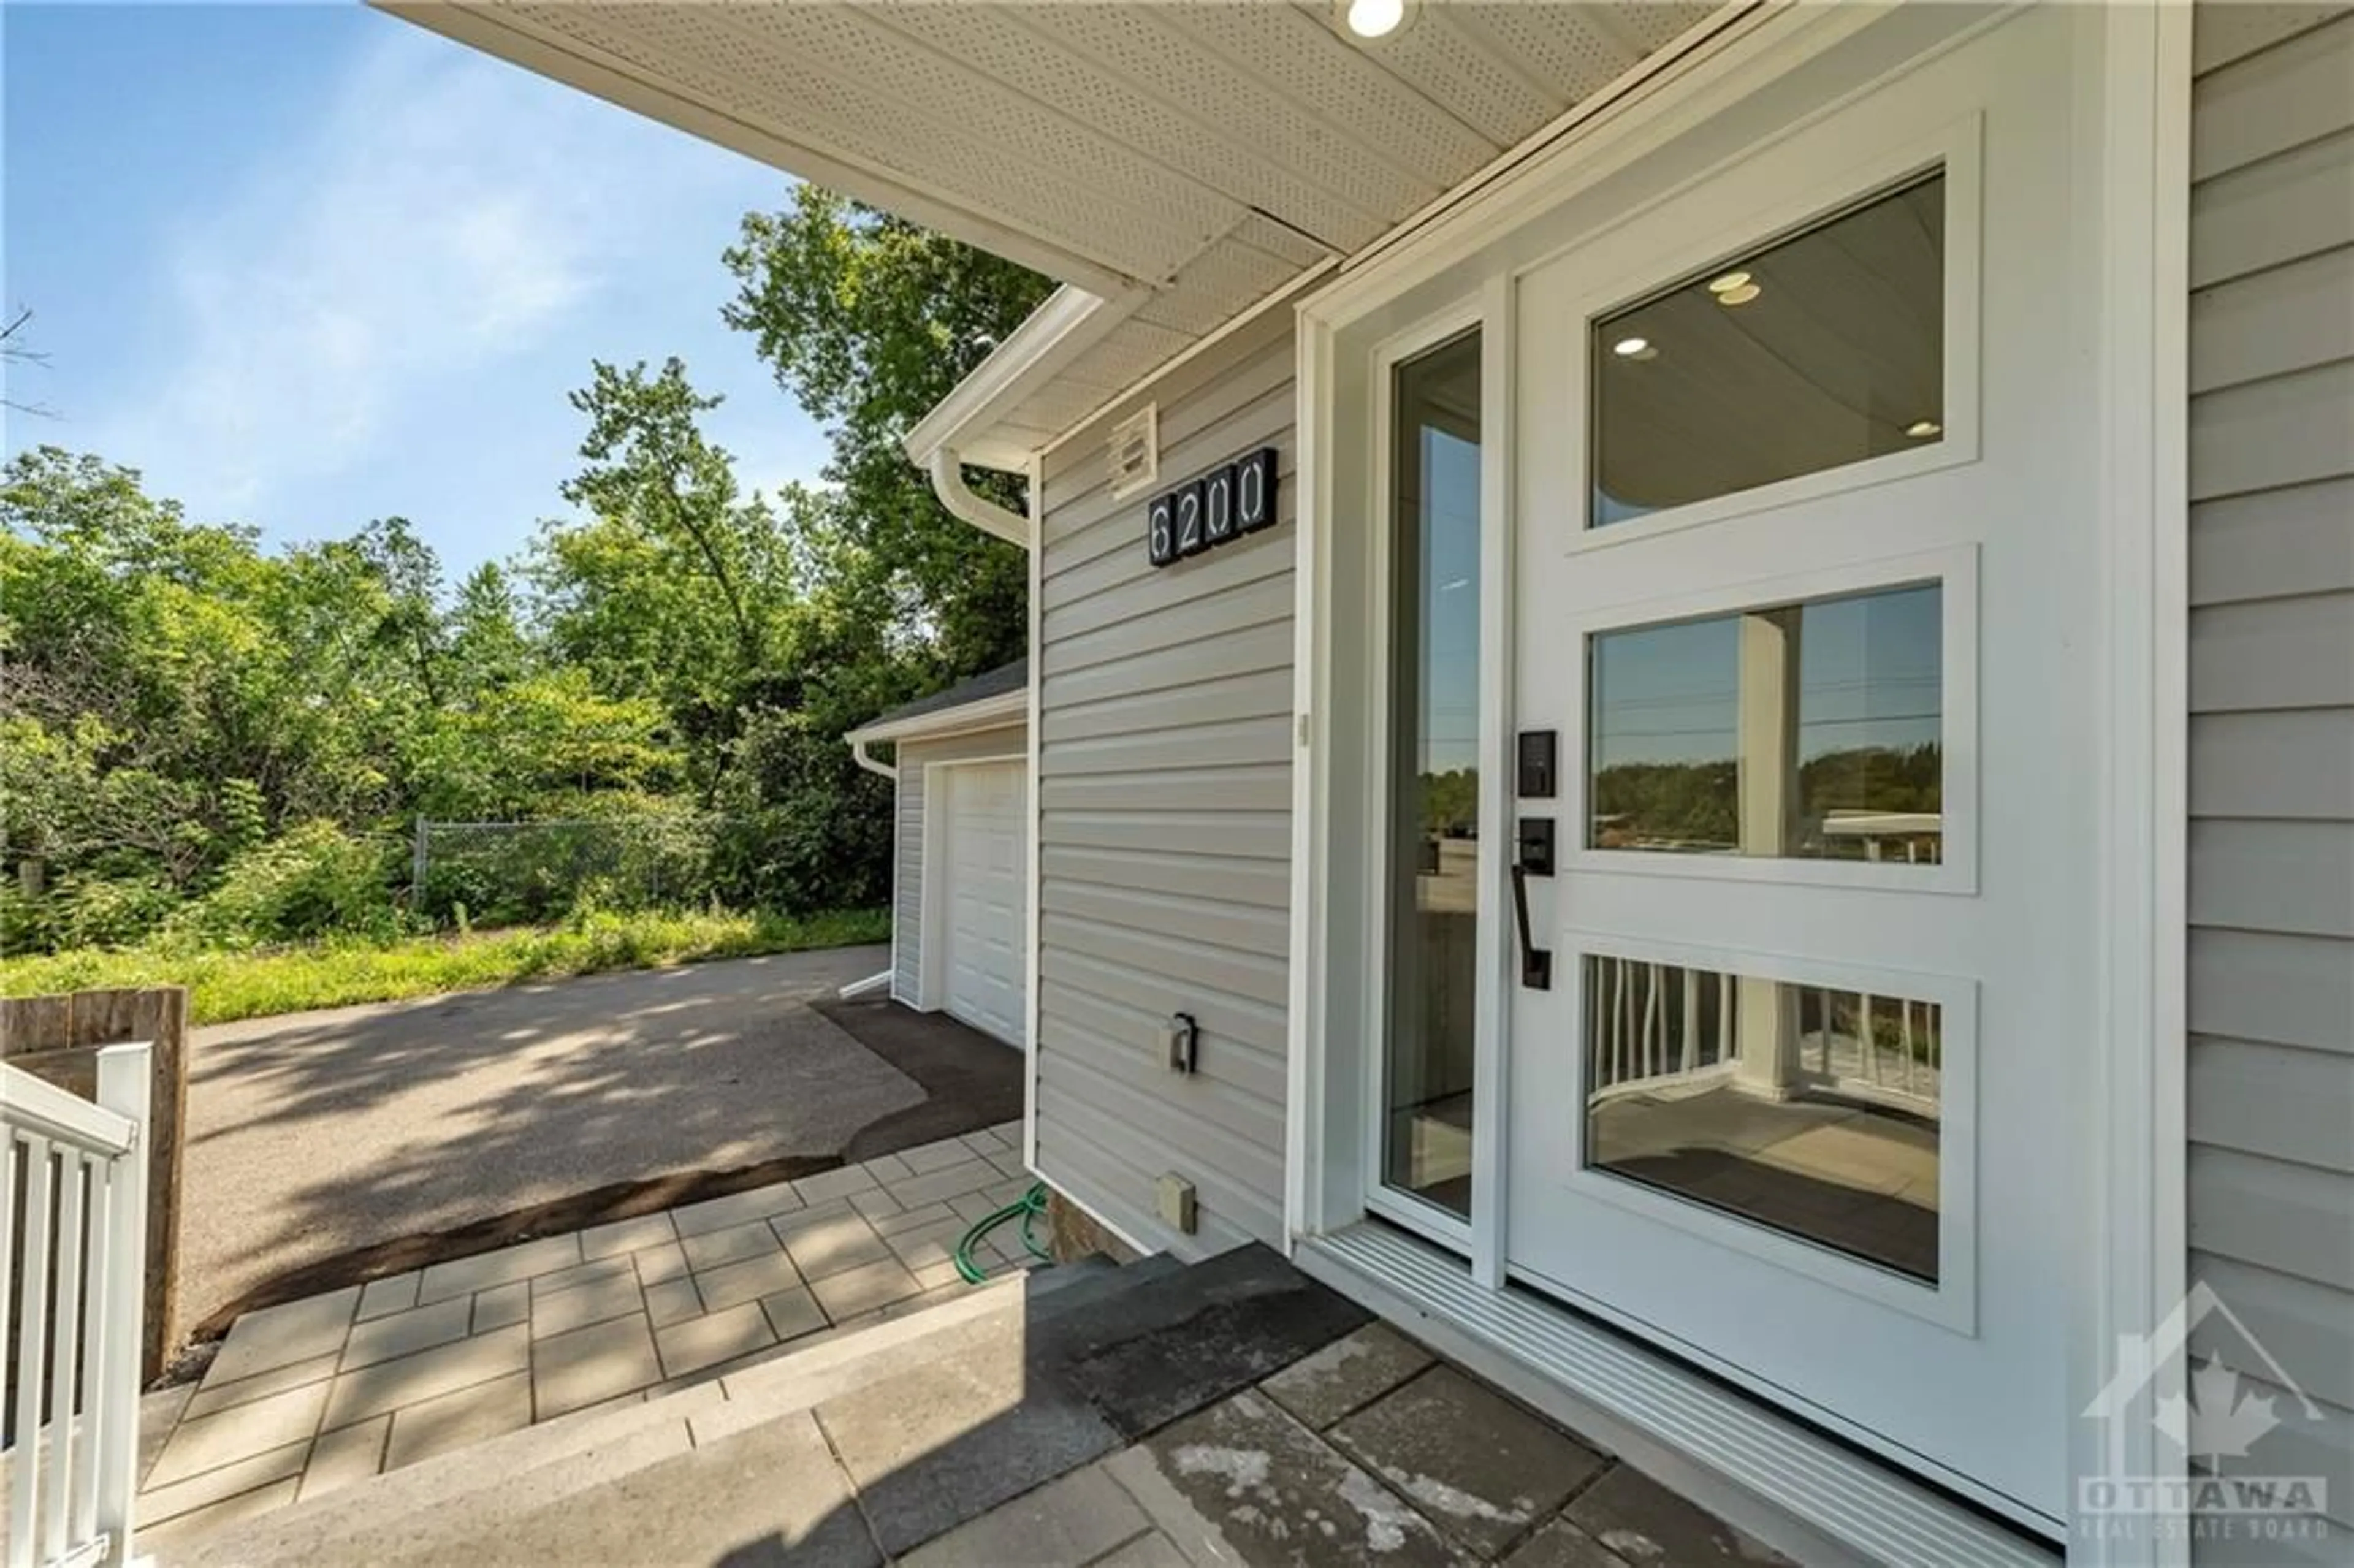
top-left (1284, 3), bottom-right (2188, 1558)
top-left (919, 752), bottom-right (1029, 1029)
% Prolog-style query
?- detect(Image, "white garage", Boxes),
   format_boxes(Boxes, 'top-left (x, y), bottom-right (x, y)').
top-left (843, 660), bottom-right (1030, 1048)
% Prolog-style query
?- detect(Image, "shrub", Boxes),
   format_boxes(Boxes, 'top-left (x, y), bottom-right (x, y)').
top-left (165, 822), bottom-right (399, 948)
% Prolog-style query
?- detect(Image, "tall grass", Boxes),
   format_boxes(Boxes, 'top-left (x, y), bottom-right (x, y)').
top-left (0, 907), bottom-right (889, 1026)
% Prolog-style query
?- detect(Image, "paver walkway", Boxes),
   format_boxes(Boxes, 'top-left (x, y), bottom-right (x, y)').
top-left (135, 1122), bottom-right (1031, 1543)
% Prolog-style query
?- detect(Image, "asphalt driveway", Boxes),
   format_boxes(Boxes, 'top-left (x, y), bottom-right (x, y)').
top-left (177, 945), bottom-right (998, 1343)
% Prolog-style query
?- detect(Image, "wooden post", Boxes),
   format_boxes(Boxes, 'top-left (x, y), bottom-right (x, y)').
top-left (1, 989), bottom-right (189, 1382)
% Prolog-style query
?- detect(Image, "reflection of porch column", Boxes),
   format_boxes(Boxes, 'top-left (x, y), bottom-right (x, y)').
top-left (1735, 609), bottom-right (1800, 1098)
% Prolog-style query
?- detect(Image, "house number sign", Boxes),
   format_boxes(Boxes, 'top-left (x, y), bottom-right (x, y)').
top-left (1146, 447), bottom-right (1278, 567)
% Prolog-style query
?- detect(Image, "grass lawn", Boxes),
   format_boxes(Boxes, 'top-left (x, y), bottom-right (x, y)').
top-left (0, 907), bottom-right (890, 1026)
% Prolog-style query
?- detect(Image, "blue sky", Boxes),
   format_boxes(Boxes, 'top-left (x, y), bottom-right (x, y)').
top-left (3, 1), bottom-right (832, 582)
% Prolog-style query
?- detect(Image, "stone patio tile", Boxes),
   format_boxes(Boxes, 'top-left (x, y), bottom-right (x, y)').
top-left (886, 1216), bottom-right (975, 1274)
top-left (531, 1273), bottom-right (646, 1338)
top-left (297, 1413), bottom-right (389, 1502)
top-left (808, 1255), bottom-right (923, 1322)
top-left (887, 1159), bottom-right (998, 1209)
top-left (1108, 1391), bottom-right (1459, 1567)
top-left (1564, 1460), bottom-right (1790, 1565)
top-left (982, 1177), bottom-right (1034, 1207)
top-left (354, 1272), bottom-right (421, 1323)
top-left (861, 1152), bottom-right (915, 1182)
top-left (530, 1254), bottom-right (636, 1298)
top-left (384, 1369), bottom-right (533, 1469)
top-left (680, 1217), bottom-right (783, 1273)
top-left (137, 1382), bottom-right (196, 1488)
top-left (415, 1235), bottom-right (582, 1304)
top-left (983, 1149), bottom-right (1030, 1180)
top-left (873, 1200), bottom-right (959, 1238)
top-left (579, 1210), bottom-right (677, 1259)
top-left (533, 1314), bottom-right (663, 1419)
top-left (912, 1259), bottom-right (966, 1292)
top-left (137, 1439), bottom-right (311, 1525)
top-left (948, 1191), bottom-right (1007, 1226)
top-left (850, 1187), bottom-right (905, 1223)
top-left (760, 1286), bottom-right (828, 1344)
top-left (644, 1277), bottom-right (703, 1328)
top-left (340, 1296), bottom-right (474, 1372)
top-left (896, 1137), bottom-right (975, 1174)
top-left (1091, 1531), bottom-right (1190, 1568)
top-left (632, 1238), bottom-right (690, 1285)
top-left (780, 1210), bottom-right (893, 1282)
top-left (470, 1281), bottom-right (530, 1334)
top-left (820, 1334), bottom-right (1119, 1557)
top-left (135, 1476), bottom-right (300, 1553)
top-left (204, 1286), bottom-right (361, 1387)
top-left (1260, 1322), bottom-right (1437, 1431)
top-left (321, 1323), bottom-right (530, 1431)
top-left (670, 1179), bottom-right (806, 1239)
top-left (793, 1163), bottom-right (880, 1206)
top-left (771, 1195), bottom-right (854, 1238)
top-left (180, 1352), bottom-right (341, 1423)
top-left (957, 1132), bottom-right (1005, 1162)
top-left (695, 1249), bottom-right (807, 1312)
top-left (1330, 1365), bottom-right (1607, 1558)
top-left (901, 1459), bottom-right (1150, 1567)
top-left (655, 1300), bottom-right (776, 1379)
top-left (988, 1119), bottom-right (1024, 1144)
top-left (146, 1379), bottom-right (331, 1490)
top-left (1502, 1516), bottom-right (1639, 1568)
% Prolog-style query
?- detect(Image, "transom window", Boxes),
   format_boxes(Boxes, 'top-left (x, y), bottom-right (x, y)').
top-left (1590, 172), bottom-right (1946, 527)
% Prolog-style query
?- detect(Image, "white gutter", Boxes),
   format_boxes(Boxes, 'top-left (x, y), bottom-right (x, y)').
top-left (844, 689), bottom-right (1029, 748)
top-left (928, 449), bottom-right (1032, 547)
top-left (906, 280), bottom-right (1154, 545)
top-left (850, 738), bottom-right (897, 782)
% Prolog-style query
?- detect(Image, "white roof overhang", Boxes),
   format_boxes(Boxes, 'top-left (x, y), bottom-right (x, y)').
top-left (842, 688), bottom-right (1028, 748)
top-left (384, 1), bottom-right (1732, 473)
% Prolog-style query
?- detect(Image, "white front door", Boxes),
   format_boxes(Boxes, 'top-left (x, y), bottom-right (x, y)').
top-left (939, 759), bottom-right (1027, 1046)
top-left (1501, 12), bottom-right (2094, 1525)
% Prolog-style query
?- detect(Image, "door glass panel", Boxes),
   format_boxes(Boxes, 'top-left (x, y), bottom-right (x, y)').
top-left (1587, 582), bottom-right (1942, 862)
top-left (1582, 954), bottom-right (1943, 1282)
top-left (1384, 330), bottom-right (1483, 1218)
top-left (1591, 173), bottom-right (1945, 527)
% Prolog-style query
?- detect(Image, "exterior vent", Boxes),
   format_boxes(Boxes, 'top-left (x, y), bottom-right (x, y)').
top-left (1107, 404), bottom-right (1157, 500)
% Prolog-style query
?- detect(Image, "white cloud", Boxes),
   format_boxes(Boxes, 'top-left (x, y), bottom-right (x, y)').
top-left (92, 20), bottom-right (754, 517)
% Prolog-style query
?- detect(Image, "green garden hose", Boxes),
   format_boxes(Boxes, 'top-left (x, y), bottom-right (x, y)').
top-left (953, 1181), bottom-right (1053, 1284)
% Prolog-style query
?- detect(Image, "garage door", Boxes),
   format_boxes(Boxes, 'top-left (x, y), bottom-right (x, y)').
top-left (938, 760), bottom-right (1027, 1046)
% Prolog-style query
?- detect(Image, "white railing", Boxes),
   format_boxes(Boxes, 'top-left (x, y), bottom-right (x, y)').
top-left (1588, 958), bottom-right (1737, 1096)
top-left (3, 1044), bottom-right (151, 1568)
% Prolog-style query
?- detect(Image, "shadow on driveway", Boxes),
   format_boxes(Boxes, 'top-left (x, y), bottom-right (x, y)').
top-left (181, 946), bottom-right (1018, 1343)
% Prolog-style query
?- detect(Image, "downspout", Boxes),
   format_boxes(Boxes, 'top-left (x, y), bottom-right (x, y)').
top-left (850, 737), bottom-right (896, 782)
top-left (929, 448), bottom-right (1032, 547)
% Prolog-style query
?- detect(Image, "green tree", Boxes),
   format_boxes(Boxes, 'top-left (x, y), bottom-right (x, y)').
top-left (723, 187), bottom-right (1053, 674)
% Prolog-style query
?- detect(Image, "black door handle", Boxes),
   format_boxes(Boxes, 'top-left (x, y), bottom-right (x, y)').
top-left (1509, 862), bottom-right (1552, 990)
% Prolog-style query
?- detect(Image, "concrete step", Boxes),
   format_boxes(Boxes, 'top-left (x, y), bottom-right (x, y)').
top-left (151, 1255), bottom-right (1186, 1567)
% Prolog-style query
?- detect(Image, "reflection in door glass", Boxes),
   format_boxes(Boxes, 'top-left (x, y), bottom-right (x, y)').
top-left (1384, 331), bottom-right (1482, 1219)
top-left (1583, 954), bottom-right (1942, 1282)
top-left (1591, 173), bottom-right (1946, 526)
top-left (1588, 583), bottom-right (1942, 862)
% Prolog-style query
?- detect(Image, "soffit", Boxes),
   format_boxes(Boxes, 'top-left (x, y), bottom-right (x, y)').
top-left (392, 1), bottom-right (1722, 462)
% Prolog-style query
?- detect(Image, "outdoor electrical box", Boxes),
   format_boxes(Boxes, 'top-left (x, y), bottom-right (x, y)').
top-left (1160, 1011), bottom-right (1199, 1075)
top-left (1157, 1174), bottom-right (1198, 1234)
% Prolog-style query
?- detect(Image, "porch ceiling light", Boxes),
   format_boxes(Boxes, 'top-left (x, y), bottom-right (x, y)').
top-left (1343, 0), bottom-right (1409, 40)
top-left (1612, 335), bottom-right (1651, 358)
top-left (1707, 271), bottom-right (1752, 294)
top-left (1906, 419), bottom-right (1943, 439)
top-left (1716, 283), bottom-right (1762, 306)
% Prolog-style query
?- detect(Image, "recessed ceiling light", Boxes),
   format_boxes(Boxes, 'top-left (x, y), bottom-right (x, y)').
top-left (1707, 271), bottom-right (1752, 294)
top-left (1716, 283), bottom-right (1762, 306)
top-left (1906, 419), bottom-right (1943, 439)
top-left (1612, 336), bottom-right (1651, 357)
top-left (1343, 0), bottom-right (1407, 39)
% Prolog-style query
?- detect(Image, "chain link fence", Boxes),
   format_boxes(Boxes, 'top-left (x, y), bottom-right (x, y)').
top-left (410, 816), bottom-right (735, 925)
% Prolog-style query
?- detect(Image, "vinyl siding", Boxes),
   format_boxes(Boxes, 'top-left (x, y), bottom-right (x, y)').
top-left (1032, 306), bottom-right (1297, 1258)
top-left (891, 723), bottom-right (1029, 1009)
top-left (2187, 9), bottom-right (2354, 1558)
